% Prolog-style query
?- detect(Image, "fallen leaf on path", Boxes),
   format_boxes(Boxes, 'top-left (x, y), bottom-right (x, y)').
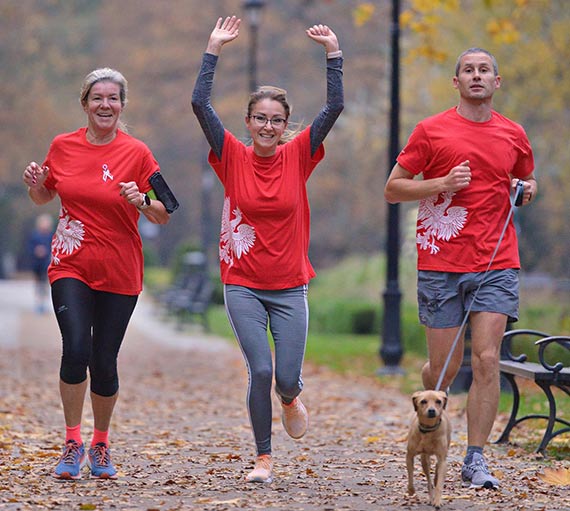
top-left (493, 469), bottom-right (505, 480)
top-left (208, 498), bottom-right (242, 505)
top-left (537, 467), bottom-right (570, 486)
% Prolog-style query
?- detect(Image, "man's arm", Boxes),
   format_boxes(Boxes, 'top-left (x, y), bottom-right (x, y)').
top-left (384, 161), bottom-right (472, 204)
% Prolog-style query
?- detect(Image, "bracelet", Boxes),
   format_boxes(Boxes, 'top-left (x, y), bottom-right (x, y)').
top-left (327, 50), bottom-right (343, 59)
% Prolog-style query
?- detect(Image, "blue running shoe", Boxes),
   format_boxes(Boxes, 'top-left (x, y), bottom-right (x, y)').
top-left (53, 440), bottom-right (86, 480)
top-left (88, 443), bottom-right (118, 479)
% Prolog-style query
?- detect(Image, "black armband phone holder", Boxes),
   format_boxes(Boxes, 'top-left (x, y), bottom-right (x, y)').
top-left (149, 171), bottom-right (179, 213)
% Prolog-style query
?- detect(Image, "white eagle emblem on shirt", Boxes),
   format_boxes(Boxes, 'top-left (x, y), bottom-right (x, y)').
top-left (219, 197), bottom-right (256, 266)
top-left (51, 207), bottom-right (85, 265)
top-left (416, 191), bottom-right (467, 255)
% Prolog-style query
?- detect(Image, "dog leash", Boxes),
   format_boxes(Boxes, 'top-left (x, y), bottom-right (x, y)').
top-left (434, 180), bottom-right (525, 392)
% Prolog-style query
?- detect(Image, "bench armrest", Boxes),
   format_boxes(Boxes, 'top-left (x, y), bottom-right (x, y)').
top-left (535, 336), bottom-right (570, 373)
top-left (501, 329), bottom-right (550, 362)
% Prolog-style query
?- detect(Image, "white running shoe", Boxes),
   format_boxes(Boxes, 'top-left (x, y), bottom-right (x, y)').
top-left (245, 454), bottom-right (273, 483)
top-left (281, 397), bottom-right (308, 439)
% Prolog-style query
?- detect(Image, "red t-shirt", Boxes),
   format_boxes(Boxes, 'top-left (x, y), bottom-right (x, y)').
top-left (43, 128), bottom-right (159, 294)
top-left (208, 126), bottom-right (325, 289)
top-left (397, 107), bottom-right (534, 272)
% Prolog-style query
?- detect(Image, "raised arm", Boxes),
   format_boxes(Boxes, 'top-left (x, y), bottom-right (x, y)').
top-left (306, 24), bottom-right (344, 157)
top-left (191, 16), bottom-right (241, 160)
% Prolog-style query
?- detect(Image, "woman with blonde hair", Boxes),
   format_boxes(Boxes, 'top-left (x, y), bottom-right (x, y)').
top-left (23, 67), bottom-right (174, 480)
top-left (192, 16), bottom-right (344, 483)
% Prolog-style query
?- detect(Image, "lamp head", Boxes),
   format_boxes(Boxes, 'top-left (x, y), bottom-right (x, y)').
top-left (243, 0), bottom-right (265, 26)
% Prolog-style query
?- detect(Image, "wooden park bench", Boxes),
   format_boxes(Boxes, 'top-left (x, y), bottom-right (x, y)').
top-left (158, 251), bottom-right (214, 331)
top-left (495, 329), bottom-right (570, 455)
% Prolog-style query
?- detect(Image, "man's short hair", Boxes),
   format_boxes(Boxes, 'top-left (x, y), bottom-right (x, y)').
top-left (455, 48), bottom-right (499, 77)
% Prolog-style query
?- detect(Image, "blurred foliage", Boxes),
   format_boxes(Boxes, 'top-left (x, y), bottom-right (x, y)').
top-left (1, 0), bottom-right (569, 281)
top-left (186, 249), bottom-right (569, 355)
top-left (144, 265), bottom-right (172, 291)
top-left (309, 299), bottom-right (379, 334)
top-left (201, 250), bottom-right (569, 383)
top-left (356, 0), bottom-right (570, 279)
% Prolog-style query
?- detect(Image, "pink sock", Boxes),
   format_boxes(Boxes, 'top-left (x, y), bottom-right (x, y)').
top-left (91, 428), bottom-right (109, 447)
top-left (65, 424), bottom-right (82, 445)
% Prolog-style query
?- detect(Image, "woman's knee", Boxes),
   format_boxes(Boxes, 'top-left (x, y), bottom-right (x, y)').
top-left (90, 375), bottom-right (119, 397)
top-left (60, 345), bottom-right (90, 384)
top-left (89, 356), bottom-right (119, 397)
top-left (274, 372), bottom-right (303, 400)
top-left (250, 363), bottom-right (273, 389)
top-left (60, 363), bottom-right (88, 385)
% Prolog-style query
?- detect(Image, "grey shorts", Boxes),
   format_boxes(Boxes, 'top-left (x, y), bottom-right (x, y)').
top-left (417, 269), bottom-right (519, 328)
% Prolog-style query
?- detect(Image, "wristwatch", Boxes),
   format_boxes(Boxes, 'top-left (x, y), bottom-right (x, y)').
top-left (138, 193), bottom-right (151, 210)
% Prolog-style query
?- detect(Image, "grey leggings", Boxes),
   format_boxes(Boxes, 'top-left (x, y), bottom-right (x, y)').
top-left (224, 284), bottom-right (309, 455)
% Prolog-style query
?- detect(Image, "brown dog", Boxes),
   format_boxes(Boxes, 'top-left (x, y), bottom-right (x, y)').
top-left (406, 390), bottom-right (451, 509)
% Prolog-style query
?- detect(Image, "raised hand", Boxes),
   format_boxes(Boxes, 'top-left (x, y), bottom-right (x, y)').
top-left (206, 16), bottom-right (241, 56)
top-left (306, 24), bottom-right (339, 53)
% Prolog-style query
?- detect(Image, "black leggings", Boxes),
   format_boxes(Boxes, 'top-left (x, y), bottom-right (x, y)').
top-left (51, 278), bottom-right (138, 397)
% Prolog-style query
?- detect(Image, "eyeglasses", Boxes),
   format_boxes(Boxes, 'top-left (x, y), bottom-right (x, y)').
top-left (249, 114), bottom-right (287, 128)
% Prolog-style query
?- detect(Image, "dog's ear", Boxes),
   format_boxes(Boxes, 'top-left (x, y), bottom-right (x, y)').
top-left (438, 391), bottom-right (448, 409)
top-left (412, 391), bottom-right (423, 411)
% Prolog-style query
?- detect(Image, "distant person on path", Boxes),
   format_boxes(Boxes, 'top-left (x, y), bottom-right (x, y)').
top-left (384, 48), bottom-right (537, 489)
top-left (192, 16), bottom-right (343, 483)
top-left (28, 213), bottom-right (54, 313)
top-left (22, 68), bottom-right (172, 480)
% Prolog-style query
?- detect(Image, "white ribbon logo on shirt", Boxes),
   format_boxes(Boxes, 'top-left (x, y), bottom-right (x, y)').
top-left (102, 164), bottom-right (114, 182)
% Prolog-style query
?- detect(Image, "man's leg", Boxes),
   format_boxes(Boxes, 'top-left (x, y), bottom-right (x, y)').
top-left (422, 326), bottom-right (465, 391)
top-left (461, 311), bottom-right (507, 489)
top-left (466, 311), bottom-right (507, 447)
top-left (417, 271), bottom-right (465, 391)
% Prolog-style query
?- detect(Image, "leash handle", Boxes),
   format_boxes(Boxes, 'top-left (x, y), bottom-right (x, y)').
top-left (434, 182), bottom-right (524, 391)
top-left (514, 179), bottom-right (524, 207)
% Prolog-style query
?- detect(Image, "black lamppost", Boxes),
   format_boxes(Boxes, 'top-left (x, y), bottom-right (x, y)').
top-left (243, 0), bottom-right (265, 93)
top-left (379, 0), bottom-right (404, 374)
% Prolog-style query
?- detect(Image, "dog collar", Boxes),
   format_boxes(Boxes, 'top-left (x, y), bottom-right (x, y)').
top-left (418, 419), bottom-right (442, 434)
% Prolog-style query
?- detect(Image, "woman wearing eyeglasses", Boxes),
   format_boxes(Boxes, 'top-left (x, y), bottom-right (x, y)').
top-left (192, 15), bottom-right (343, 483)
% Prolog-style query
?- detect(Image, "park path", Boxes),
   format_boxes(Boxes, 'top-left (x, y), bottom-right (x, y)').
top-left (0, 278), bottom-right (566, 511)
